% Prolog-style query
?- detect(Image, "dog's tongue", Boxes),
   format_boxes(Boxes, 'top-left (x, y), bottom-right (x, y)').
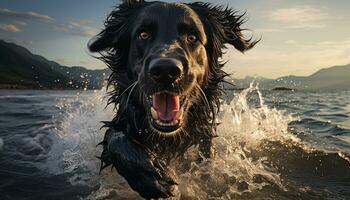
top-left (152, 93), bottom-right (180, 121)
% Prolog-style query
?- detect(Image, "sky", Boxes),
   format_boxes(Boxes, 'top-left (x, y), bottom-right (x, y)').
top-left (0, 0), bottom-right (349, 78)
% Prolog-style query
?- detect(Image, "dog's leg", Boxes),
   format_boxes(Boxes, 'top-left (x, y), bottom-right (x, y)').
top-left (103, 128), bottom-right (179, 199)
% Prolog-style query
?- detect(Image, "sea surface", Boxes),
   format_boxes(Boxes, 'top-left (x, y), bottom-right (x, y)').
top-left (0, 86), bottom-right (349, 200)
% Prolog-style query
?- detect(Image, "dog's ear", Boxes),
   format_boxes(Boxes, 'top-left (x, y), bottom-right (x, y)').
top-left (88, 0), bottom-right (147, 52)
top-left (88, 31), bottom-right (113, 52)
top-left (188, 2), bottom-right (258, 52)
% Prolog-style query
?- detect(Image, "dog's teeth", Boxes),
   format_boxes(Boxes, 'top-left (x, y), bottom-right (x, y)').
top-left (156, 120), bottom-right (165, 126)
top-left (155, 120), bottom-right (178, 127)
top-left (175, 108), bottom-right (183, 120)
top-left (151, 107), bottom-right (158, 120)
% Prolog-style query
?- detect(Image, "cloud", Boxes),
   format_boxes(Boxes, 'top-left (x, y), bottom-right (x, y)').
top-left (68, 21), bottom-right (99, 37)
top-left (269, 6), bottom-right (329, 29)
top-left (73, 27), bottom-right (98, 37)
top-left (0, 8), bottom-right (54, 23)
top-left (0, 23), bottom-right (21, 32)
top-left (254, 28), bottom-right (283, 34)
top-left (15, 21), bottom-right (27, 26)
top-left (224, 39), bottom-right (350, 78)
top-left (54, 20), bottom-right (99, 37)
top-left (285, 40), bottom-right (297, 44)
top-left (0, 7), bottom-right (98, 37)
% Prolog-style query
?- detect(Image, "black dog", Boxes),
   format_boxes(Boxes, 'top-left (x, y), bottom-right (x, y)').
top-left (89, 0), bottom-right (257, 199)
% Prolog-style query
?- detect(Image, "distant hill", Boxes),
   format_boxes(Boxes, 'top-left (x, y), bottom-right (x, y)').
top-left (0, 40), bottom-right (110, 89)
top-left (230, 64), bottom-right (350, 90)
top-left (223, 76), bottom-right (272, 90)
top-left (2, 40), bottom-right (349, 91)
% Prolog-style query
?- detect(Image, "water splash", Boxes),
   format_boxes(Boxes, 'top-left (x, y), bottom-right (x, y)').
top-left (177, 84), bottom-right (305, 199)
top-left (45, 90), bottom-right (110, 180)
top-left (47, 84), bottom-right (349, 199)
top-left (45, 89), bottom-right (142, 199)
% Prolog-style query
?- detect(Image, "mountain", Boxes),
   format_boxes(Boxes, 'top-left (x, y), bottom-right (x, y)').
top-left (230, 64), bottom-right (350, 90)
top-left (225, 76), bottom-right (273, 90)
top-left (2, 40), bottom-right (349, 90)
top-left (302, 65), bottom-right (350, 90)
top-left (0, 40), bottom-right (110, 89)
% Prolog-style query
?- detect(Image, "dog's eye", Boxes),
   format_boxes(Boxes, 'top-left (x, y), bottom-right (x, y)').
top-left (138, 31), bottom-right (150, 40)
top-left (187, 34), bottom-right (198, 43)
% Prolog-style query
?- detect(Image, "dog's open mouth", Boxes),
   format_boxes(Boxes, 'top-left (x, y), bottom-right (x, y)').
top-left (148, 92), bottom-right (185, 133)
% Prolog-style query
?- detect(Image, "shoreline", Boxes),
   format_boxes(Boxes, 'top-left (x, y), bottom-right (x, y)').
top-left (0, 84), bottom-right (103, 90)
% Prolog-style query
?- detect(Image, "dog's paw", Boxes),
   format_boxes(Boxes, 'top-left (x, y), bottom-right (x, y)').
top-left (134, 158), bottom-right (179, 199)
top-left (108, 133), bottom-right (179, 199)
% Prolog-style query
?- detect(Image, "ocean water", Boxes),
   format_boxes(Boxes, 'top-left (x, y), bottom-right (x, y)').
top-left (0, 86), bottom-right (349, 200)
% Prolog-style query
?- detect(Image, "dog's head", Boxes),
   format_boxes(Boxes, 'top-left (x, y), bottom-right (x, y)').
top-left (89, 0), bottom-right (257, 137)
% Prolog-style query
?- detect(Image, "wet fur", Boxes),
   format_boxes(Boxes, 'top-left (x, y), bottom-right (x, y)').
top-left (89, 0), bottom-right (257, 199)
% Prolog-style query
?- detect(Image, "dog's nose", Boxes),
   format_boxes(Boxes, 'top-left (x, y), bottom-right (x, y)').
top-left (149, 58), bottom-right (182, 83)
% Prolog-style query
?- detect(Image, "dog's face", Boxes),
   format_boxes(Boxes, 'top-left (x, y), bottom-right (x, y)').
top-left (128, 3), bottom-right (209, 134)
top-left (89, 0), bottom-right (257, 137)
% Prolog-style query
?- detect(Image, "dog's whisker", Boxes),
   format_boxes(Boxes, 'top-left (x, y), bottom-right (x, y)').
top-left (145, 131), bottom-right (154, 142)
top-left (196, 85), bottom-right (210, 110)
top-left (180, 127), bottom-right (190, 138)
top-left (196, 84), bottom-right (217, 128)
top-left (118, 81), bottom-right (138, 97)
top-left (125, 81), bottom-right (139, 110)
top-left (145, 128), bottom-right (159, 142)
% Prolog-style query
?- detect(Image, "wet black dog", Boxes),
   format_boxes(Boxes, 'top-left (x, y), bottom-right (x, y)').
top-left (89, 0), bottom-right (257, 199)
